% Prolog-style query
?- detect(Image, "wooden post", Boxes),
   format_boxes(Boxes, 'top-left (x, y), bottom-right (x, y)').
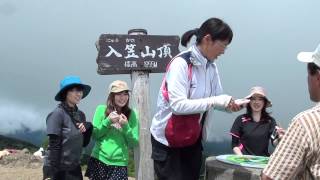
top-left (129, 29), bottom-right (154, 180)
top-left (96, 30), bottom-right (179, 179)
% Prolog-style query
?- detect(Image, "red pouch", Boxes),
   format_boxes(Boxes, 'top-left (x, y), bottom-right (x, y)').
top-left (165, 113), bottom-right (201, 147)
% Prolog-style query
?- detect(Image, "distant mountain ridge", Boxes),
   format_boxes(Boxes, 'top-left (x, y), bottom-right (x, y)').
top-left (0, 134), bottom-right (38, 152)
top-left (6, 129), bottom-right (46, 146)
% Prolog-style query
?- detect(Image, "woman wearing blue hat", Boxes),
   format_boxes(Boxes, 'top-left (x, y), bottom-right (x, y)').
top-left (43, 76), bottom-right (93, 180)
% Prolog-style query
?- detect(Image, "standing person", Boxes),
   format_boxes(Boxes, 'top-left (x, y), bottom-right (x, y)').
top-left (150, 17), bottom-right (242, 180)
top-left (262, 43), bottom-right (320, 179)
top-left (43, 75), bottom-right (93, 180)
top-left (230, 86), bottom-right (284, 156)
top-left (85, 80), bottom-right (139, 180)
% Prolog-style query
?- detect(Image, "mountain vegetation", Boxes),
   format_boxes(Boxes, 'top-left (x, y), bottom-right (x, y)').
top-left (0, 134), bottom-right (38, 152)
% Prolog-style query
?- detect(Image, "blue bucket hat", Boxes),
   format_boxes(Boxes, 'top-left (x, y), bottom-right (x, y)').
top-left (55, 76), bottom-right (91, 101)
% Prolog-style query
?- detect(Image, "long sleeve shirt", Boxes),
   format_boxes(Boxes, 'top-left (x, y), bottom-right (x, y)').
top-left (150, 45), bottom-right (226, 146)
top-left (90, 105), bottom-right (139, 166)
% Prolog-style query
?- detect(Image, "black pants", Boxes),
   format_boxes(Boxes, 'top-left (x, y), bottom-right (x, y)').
top-left (43, 165), bottom-right (83, 180)
top-left (151, 135), bottom-right (203, 180)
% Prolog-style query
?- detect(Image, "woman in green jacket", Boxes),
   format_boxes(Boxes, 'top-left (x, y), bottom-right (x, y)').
top-left (85, 80), bottom-right (139, 180)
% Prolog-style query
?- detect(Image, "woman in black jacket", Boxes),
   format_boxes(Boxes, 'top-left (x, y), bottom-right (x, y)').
top-left (230, 86), bottom-right (284, 156)
top-left (43, 75), bottom-right (93, 180)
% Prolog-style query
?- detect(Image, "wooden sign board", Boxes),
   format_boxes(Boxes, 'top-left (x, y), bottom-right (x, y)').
top-left (96, 34), bottom-right (180, 74)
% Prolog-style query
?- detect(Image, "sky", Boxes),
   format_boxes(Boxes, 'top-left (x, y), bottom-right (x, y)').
top-left (1, 0), bottom-right (320, 152)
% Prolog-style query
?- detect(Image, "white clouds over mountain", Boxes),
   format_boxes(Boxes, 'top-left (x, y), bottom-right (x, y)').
top-left (0, 99), bottom-right (46, 134)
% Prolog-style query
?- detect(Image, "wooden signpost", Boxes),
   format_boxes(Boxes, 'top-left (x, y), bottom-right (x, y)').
top-left (96, 29), bottom-right (180, 180)
top-left (96, 32), bottom-right (180, 74)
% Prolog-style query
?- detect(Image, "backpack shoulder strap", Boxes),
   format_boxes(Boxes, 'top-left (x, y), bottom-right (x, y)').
top-left (162, 51), bottom-right (193, 101)
top-left (179, 51), bottom-right (192, 80)
top-left (179, 51), bottom-right (192, 64)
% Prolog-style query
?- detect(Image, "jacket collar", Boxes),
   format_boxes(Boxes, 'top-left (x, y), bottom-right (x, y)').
top-left (190, 45), bottom-right (215, 66)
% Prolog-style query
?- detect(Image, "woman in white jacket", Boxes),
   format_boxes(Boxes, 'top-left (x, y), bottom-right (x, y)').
top-left (150, 17), bottom-right (242, 180)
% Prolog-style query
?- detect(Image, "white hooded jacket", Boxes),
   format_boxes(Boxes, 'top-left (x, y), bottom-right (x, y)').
top-left (150, 45), bottom-right (231, 146)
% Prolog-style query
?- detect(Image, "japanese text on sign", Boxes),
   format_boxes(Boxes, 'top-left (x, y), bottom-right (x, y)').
top-left (96, 34), bottom-right (180, 74)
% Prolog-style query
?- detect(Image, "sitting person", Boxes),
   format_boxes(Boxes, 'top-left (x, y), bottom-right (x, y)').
top-left (230, 86), bottom-right (284, 156)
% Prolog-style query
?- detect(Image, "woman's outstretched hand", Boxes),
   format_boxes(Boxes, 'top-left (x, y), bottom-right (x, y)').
top-left (226, 99), bottom-right (243, 112)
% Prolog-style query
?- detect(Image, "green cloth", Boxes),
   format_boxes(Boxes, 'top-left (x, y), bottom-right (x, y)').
top-left (90, 105), bottom-right (139, 166)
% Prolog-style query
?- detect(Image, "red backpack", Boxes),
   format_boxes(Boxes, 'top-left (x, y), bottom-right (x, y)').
top-left (161, 52), bottom-right (203, 147)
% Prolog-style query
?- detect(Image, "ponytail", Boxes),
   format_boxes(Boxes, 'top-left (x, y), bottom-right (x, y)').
top-left (181, 28), bottom-right (199, 47)
top-left (181, 18), bottom-right (233, 47)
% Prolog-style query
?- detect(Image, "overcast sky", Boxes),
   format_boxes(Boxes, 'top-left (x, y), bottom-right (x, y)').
top-left (1, 0), bottom-right (319, 149)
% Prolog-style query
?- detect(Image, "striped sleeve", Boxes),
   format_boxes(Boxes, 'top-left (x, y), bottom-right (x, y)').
top-left (230, 115), bottom-right (242, 138)
top-left (263, 116), bottom-right (310, 179)
top-left (230, 116), bottom-right (243, 150)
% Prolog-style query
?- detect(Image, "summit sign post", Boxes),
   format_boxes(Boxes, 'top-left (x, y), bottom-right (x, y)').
top-left (96, 30), bottom-right (180, 180)
top-left (96, 34), bottom-right (180, 74)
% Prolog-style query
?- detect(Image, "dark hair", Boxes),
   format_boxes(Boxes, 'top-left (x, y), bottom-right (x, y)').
top-left (60, 85), bottom-right (84, 102)
top-left (105, 91), bottom-right (131, 119)
top-left (246, 98), bottom-right (272, 122)
top-left (308, 62), bottom-right (320, 75)
top-left (181, 17), bottom-right (233, 47)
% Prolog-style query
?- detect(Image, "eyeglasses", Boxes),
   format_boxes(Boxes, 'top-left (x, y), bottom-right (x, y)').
top-left (215, 41), bottom-right (228, 49)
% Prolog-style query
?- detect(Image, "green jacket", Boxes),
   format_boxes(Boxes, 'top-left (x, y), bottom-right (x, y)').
top-left (91, 105), bottom-right (139, 166)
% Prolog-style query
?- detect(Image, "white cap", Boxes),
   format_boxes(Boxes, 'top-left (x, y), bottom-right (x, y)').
top-left (297, 43), bottom-right (320, 67)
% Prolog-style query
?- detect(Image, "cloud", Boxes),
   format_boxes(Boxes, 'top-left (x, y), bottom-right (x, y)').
top-left (0, 99), bottom-right (46, 134)
top-left (0, 2), bottom-right (16, 16)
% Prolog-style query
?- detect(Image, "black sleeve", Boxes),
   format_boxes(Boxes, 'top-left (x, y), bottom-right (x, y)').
top-left (82, 122), bottom-right (93, 147)
top-left (79, 111), bottom-right (92, 147)
top-left (230, 115), bottom-right (243, 149)
top-left (231, 136), bottom-right (240, 149)
top-left (269, 117), bottom-right (277, 135)
top-left (47, 134), bottom-right (62, 176)
top-left (46, 110), bottom-right (63, 136)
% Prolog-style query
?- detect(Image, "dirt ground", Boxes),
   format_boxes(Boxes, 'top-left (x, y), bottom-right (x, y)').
top-left (0, 148), bottom-right (135, 180)
top-left (0, 167), bottom-right (135, 180)
top-left (0, 167), bottom-right (52, 180)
